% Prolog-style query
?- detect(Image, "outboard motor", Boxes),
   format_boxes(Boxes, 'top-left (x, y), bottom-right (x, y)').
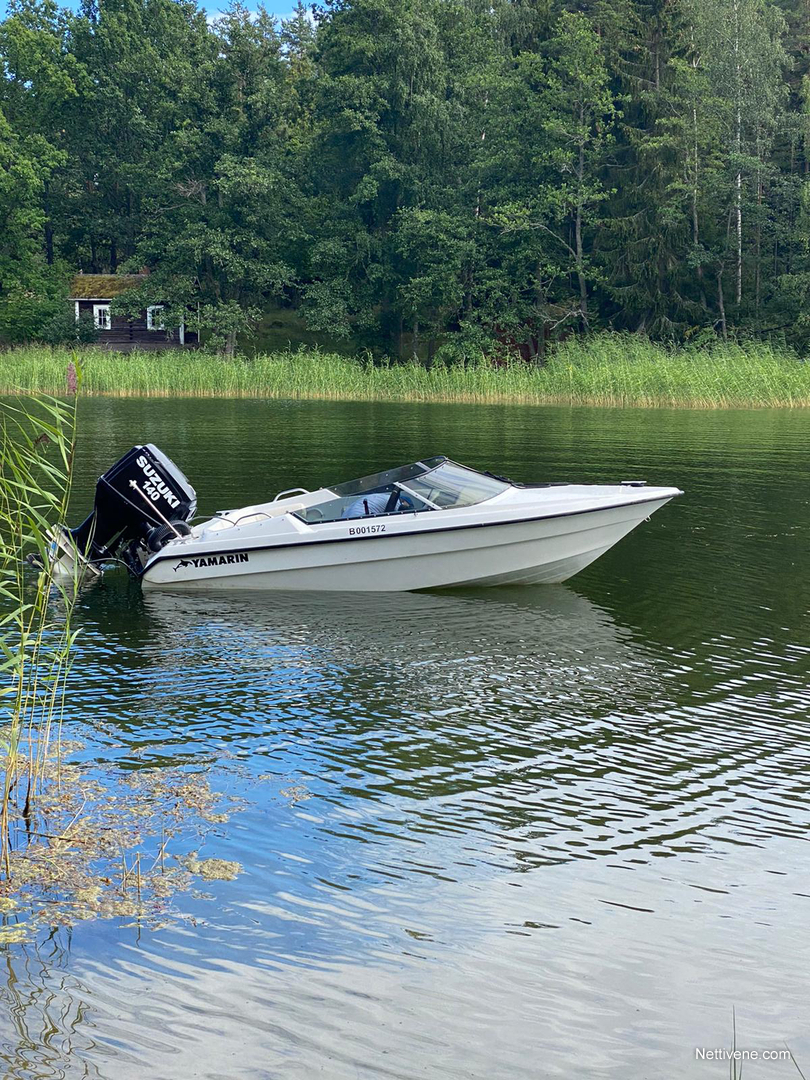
top-left (50, 444), bottom-right (196, 581)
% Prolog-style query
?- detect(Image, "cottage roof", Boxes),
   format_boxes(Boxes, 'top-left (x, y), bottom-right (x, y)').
top-left (69, 274), bottom-right (146, 299)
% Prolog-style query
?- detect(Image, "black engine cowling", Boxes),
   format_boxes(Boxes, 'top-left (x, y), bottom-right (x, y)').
top-left (69, 444), bottom-right (197, 565)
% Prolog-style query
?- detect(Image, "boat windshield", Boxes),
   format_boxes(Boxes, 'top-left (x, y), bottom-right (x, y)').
top-left (295, 457), bottom-right (510, 525)
top-left (329, 456), bottom-right (448, 498)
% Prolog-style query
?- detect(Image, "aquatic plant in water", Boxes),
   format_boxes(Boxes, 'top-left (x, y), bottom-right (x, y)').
top-left (0, 378), bottom-right (244, 939)
top-left (0, 742), bottom-right (246, 937)
top-left (2, 336), bottom-right (810, 407)
top-left (0, 382), bottom-right (82, 876)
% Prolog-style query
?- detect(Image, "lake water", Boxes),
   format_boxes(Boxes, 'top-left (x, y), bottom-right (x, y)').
top-left (2, 398), bottom-right (810, 1079)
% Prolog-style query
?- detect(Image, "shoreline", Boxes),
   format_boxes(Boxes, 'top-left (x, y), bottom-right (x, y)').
top-left (3, 338), bottom-right (810, 409)
top-left (4, 389), bottom-right (808, 409)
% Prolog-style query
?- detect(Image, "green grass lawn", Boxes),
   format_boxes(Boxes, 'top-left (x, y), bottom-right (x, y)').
top-left (2, 335), bottom-right (809, 408)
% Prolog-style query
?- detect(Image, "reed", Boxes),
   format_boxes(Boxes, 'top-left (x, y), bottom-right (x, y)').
top-left (1, 335), bottom-right (810, 407)
top-left (0, 375), bottom-right (81, 875)
top-left (0, 397), bottom-right (251, 931)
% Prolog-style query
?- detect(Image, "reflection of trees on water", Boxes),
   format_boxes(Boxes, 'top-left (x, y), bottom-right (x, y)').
top-left (59, 571), bottom-right (810, 877)
top-left (137, 585), bottom-right (810, 866)
top-left (137, 585), bottom-right (662, 782)
top-left (0, 929), bottom-right (101, 1080)
top-left (134, 586), bottom-right (692, 860)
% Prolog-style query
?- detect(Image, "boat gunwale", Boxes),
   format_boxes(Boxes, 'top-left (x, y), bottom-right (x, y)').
top-left (143, 490), bottom-right (683, 575)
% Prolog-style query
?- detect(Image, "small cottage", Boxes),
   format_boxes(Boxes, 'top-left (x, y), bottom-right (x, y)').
top-left (69, 274), bottom-right (198, 351)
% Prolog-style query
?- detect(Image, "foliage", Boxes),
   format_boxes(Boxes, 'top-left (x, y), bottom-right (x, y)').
top-left (36, 307), bottom-right (99, 346)
top-left (1, 0), bottom-right (809, 354)
top-left (0, 274), bottom-right (97, 346)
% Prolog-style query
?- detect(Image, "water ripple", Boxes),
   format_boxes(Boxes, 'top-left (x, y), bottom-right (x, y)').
top-left (3, 399), bottom-right (810, 1078)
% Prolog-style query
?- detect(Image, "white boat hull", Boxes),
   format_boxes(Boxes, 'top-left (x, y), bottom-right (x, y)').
top-left (141, 496), bottom-right (674, 592)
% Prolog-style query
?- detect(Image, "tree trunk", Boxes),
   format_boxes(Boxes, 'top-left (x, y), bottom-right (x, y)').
top-left (412, 318), bottom-right (419, 362)
top-left (224, 328), bottom-right (237, 358)
top-left (717, 270), bottom-right (728, 340)
top-left (575, 111), bottom-right (589, 329)
top-left (128, 189), bottom-right (135, 259)
top-left (537, 324), bottom-right (546, 364)
top-left (475, 91), bottom-right (487, 220)
top-left (691, 96), bottom-right (706, 308)
top-left (735, 150), bottom-right (742, 307)
top-left (755, 128), bottom-right (762, 310)
top-left (427, 336), bottom-right (436, 368)
top-left (575, 201), bottom-right (588, 326)
top-left (43, 182), bottom-right (54, 266)
top-left (734, 0), bottom-right (743, 307)
top-left (653, 22), bottom-right (661, 91)
top-left (44, 220), bottom-right (54, 267)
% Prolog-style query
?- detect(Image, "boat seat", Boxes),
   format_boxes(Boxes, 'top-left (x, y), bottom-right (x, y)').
top-left (207, 503), bottom-right (305, 532)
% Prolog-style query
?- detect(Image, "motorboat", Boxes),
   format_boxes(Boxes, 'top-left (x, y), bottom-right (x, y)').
top-left (49, 445), bottom-right (682, 591)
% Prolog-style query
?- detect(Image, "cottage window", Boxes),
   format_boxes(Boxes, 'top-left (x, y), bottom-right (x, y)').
top-left (147, 305), bottom-right (165, 331)
top-left (93, 304), bottom-right (111, 330)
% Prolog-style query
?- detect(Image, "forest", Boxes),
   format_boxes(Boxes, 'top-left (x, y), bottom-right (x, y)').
top-left (3, 0), bottom-right (810, 360)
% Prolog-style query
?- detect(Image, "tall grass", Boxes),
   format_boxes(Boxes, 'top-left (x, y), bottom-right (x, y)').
top-left (1, 334), bottom-right (810, 407)
top-left (0, 383), bottom-right (81, 875)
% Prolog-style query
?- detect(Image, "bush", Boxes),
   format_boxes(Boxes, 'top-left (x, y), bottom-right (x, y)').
top-left (0, 296), bottom-right (60, 345)
top-left (36, 308), bottom-right (99, 347)
top-left (0, 290), bottom-right (98, 348)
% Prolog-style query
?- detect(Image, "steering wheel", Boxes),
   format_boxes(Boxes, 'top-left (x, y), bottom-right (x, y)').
top-left (308, 507), bottom-right (324, 521)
